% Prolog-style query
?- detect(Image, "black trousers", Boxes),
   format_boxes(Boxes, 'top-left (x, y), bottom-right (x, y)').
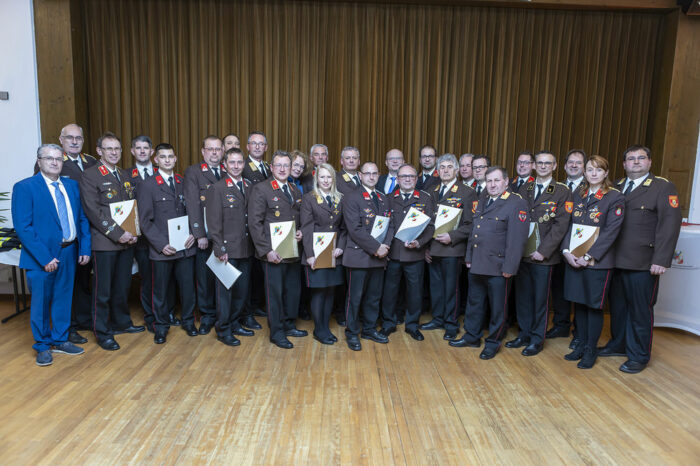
top-left (244, 257), bottom-right (266, 318)
top-left (574, 303), bottom-right (604, 349)
top-left (463, 272), bottom-right (510, 349)
top-left (381, 260), bottom-right (423, 331)
top-left (344, 267), bottom-right (384, 336)
top-left (515, 262), bottom-right (553, 345)
top-left (92, 249), bottom-right (135, 340)
top-left (195, 246), bottom-right (216, 326)
top-left (133, 246), bottom-right (155, 329)
top-left (151, 256), bottom-right (196, 334)
top-left (215, 258), bottom-right (251, 337)
top-left (263, 261), bottom-right (301, 342)
top-left (70, 260), bottom-right (93, 331)
top-left (609, 269), bottom-right (659, 364)
top-left (551, 261), bottom-right (575, 335)
top-left (428, 256), bottom-right (462, 332)
top-left (311, 287), bottom-right (335, 339)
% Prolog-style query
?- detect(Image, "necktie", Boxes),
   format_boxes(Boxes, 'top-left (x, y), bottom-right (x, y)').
top-left (517, 179), bottom-right (524, 190)
top-left (568, 181), bottom-right (574, 191)
top-left (371, 191), bottom-right (379, 210)
top-left (237, 180), bottom-right (245, 197)
top-left (259, 163), bottom-right (267, 178)
top-left (143, 167), bottom-right (150, 179)
top-left (624, 180), bottom-right (634, 195)
top-left (535, 183), bottom-right (543, 201)
top-left (51, 181), bottom-right (71, 240)
top-left (113, 170), bottom-right (121, 183)
top-left (404, 193), bottom-right (411, 202)
top-left (212, 167), bottom-right (220, 180)
top-left (486, 197), bottom-right (494, 208)
top-left (168, 176), bottom-right (175, 192)
top-left (587, 193), bottom-right (594, 206)
top-left (326, 195), bottom-right (333, 207)
top-left (353, 175), bottom-right (360, 187)
top-left (476, 185), bottom-right (482, 196)
top-left (282, 184), bottom-right (293, 203)
top-left (439, 185), bottom-right (446, 199)
top-left (73, 159), bottom-right (83, 172)
top-left (388, 176), bottom-right (396, 193)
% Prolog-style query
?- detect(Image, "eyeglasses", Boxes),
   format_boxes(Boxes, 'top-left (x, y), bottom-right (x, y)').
top-left (100, 147), bottom-right (121, 153)
top-left (39, 156), bottom-right (63, 163)
top-left (517, 161), bottom-right (533, 166)
top-left (62, 135), bottom-right (83, 142)
top-left (272, 163), bottom-right (290, 169)
top-left (248, 142), bottom-right (267, 147)
top-left (397, 174), bottom-right (417, 179)
top-left (420, 154), bottom-right (436, 159)
top-left (625, 156), bottom-right (649, 162)
top-left (472, 165), bottom-right (488, 170)
top-left (535, 161), bottom-right (554, 166)
top-left (204, 147), bottom-right (222, 152)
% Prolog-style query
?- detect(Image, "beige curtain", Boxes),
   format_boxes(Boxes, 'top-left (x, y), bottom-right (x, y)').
top-left (80, 0), bottom-right (662, 180)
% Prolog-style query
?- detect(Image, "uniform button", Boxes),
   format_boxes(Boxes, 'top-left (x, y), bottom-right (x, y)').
top-left (477, 225), bottom-right (481, 228)
top-left (474, 234), bottom-right (478, 238)
top-left (480, 216), bottom-right (483, 219)
top-left (223, 240), bottom-right (227, 243)
top-left (474, 244), bottom-right (478, 248)
top-left (330, 216), bottom-right (333, 219)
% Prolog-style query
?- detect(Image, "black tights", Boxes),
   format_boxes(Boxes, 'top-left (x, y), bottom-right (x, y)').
top-left (311, 287), bottom-right (335, 339)
top-left (574, 303), bottom-right (603, 349)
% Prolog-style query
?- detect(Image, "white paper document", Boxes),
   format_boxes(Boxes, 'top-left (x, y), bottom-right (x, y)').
top-left (394, 207), bottom-right (431, 243)
top-left (433, 204), bottom-right (462, 237)
top-left (206, 251), bottom-right (242, 290)
top-left (370, 215), bottom-right (390, 243)
top-left (167, 215), bottom-right (190, 251)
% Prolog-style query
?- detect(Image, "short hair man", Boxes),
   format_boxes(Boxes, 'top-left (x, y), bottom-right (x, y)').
top-left (378, 149), bottom-right (405, 194)
top-left (309, 144), bottom-right (329, 168)
top-left (459, 153), bottom-right (476, 188)
top-left (602, 145), bottom-right (682, 373)
top-left (471, 155), bottom-right (491, 197)
top-left (510, 151), bottom-right (534, 192)
top-left (223, 133), bottom-right (241, 150)
top-left (137, 143), bottom-right (198, 344)
top-left (248, 151), bottom-right (306, 349)
top-left (37, 123), bottom-right (99, 182)
top-left (341, 162), bottom-right (395, 351)
top-left (12, 144), bottom-right (92, 365)
top-left (242, 131), bottom-right (270, 184)
top-left (80, 132), bottom-right (144, 351)
top-left (416, 144), bottom-right (439, 191)
top-left (450, 166), bottom-right (529, 360)
top-left (336, 146), bottom-right (362, 196)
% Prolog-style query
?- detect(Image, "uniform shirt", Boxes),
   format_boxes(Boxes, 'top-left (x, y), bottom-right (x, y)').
top-left (620, 173), bottom-right (649, 194)
top-left (134, 163), bottom-right (155, 180)
top-left (41, 173), bottom-right (76, 241)
top-left (183, 161), bottom-right (228, 239)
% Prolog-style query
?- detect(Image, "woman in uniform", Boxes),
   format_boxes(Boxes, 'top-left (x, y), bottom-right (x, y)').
top-left (300, 164), bottom-right (346, 344)
top-left (561, 155), bottom-right (625, 369)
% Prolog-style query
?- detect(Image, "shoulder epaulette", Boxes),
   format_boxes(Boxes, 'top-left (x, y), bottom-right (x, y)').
top-left (656, 176), bottom-right (669, 182)
top-left (555, 182), bottom-right (568, 187)
top-left (609, 187), bottom-right (620, 192)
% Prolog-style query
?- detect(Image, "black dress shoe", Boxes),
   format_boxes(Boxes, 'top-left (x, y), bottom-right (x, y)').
top-left (168, 314), bottom-right (181, 326)
top-left (598, 346), bottom-right (626, 357)
top-left (521, 342), bottom-right (543, 356)
top-left (346, 335), bottom-right (361, 351)
top-left (577, 347), bottom-right (597, 369)
top-left (449, 336), bottom-right (480, 348)
top-left (313, 334), bottom-right (335, 345)
top-left (361, 329), bottom-right (389, 344)
top-left (336, 318), bottom-right (346, 327)
top-left (242, 316), bottom-right (262, 330)
top-left (479, 346), bottom-right (498, 360)
top-left (505, 336), bottom-right (530, 348)
top-left (111, 325), bottom-right (145, 335)
top-left (218, 335), bottom-right (241, 347)
top-left (233, 327), bottom-right (254, 337)
top-left (443, 330), bottom-right (457, 341)
top-left (397, 316), bottom-right (405, 325)
top-left (68, 331), bottom-right (88, 344)
top-left (379, 327), bottom-right (396, 338)
top-left (272, 338), bottom-right (293, 349)
top-left (419, 320), bottom-right (444, 331)
top-left (199, 323), bottom-right (212, 335)
top-left (329, 333), bottom-right (338, 342)
top-left (154, 333), bottom-right (166, 344)
top-left (405, 329), bottom-right (424, 341)
top-left (545, 326), bottom-right (569, 339)
top-left (569, 337), bottom-right (581, 349)
top-left (564, 344), bottom-right (585, 361)
top-left (285, 328), bottom-right (308, 338)
top-left (182, 325), bottom-right (199, 336)
top-left (145, 325), bottom-right (155, 334)
top-left (253, 308), bottom-right (267, 317)
top-left (619, 360), bottom-right (646, 374)
top-left (97, 338), bottom-right (120, 351)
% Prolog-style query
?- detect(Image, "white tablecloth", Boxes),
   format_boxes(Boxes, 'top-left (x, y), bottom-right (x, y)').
top-left (654, 225), bottom-right (700, 336)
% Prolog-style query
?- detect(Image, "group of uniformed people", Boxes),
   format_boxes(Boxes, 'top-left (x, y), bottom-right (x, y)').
top-left (33, 123), bottom-right (682, 374)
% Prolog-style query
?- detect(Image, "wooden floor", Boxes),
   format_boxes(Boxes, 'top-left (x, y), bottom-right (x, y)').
top-left (0, 297), bottom-right (699, 465)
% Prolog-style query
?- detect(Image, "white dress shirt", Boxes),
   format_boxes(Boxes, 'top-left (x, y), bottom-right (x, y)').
top-left (41, 173), bottom-right (76, 241)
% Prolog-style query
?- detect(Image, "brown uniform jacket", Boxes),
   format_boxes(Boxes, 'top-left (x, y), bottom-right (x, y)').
top-left (183, 161), bottom-right (227, 239)
top-left (429, 181), bottom-right (477, 257)
top-left (341, 188), bottom-right (395, 268)
top-left (34, 152), bottom-right (98, 182)
top-left (510, 175), bottom-right (534, 193)
top-left (518, 180), bottom-right (572, 265)
top-left (300, 191), bottom-right (347, 266)
top-left (561, 187), bottom-right (625, 269)
top-left (416, 169), bottom-right (440, 192)
top-left (80, 163), bottom-right (137, 251)
top-left (248, 179), bottom-right (302, 262)
top-left (137, 173), bottom-right (195, 261)
top-left (466, 191), bottom-right (529, 276)
top-left (241, 156), bottom-right (271, 185)
top-left (206, 176), bottom-right (254, 260)
top-left (387, 190), bottom-right (436, 262)
top-left (613, 174), bottom-right (682, 270)
top-left (336, 170), bottom-right (362, 196)
top-left (128, 165), bottom-right (158, 249)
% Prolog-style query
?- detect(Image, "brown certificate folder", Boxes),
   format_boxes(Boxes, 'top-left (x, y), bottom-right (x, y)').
top-left (570, 224), bottom-right (600, 257)
top-left (110, 199), bottom-right (140, 236)
top-left (312, 232), bottom-right (337, 269)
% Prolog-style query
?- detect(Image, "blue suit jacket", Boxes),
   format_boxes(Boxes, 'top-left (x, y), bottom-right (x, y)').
top-left (11, 173), bottom-right (91, 270)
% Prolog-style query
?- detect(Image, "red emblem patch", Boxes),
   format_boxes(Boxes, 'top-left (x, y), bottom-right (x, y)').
top-left (669, 195), bottom-right (679, 208)
top-left (155, 175), bottom-right (164, 185)
top-left (518, 211), bottom-right (527, 222)
top-left (363, 191), bottom-right (370, 200)
top-left (226, 178), bottom-right (234, 187)
top-left (98, 165), bottom-right (109, 176)
top-left (565, 201), bottom-right (573, 213)
top-left (200, 163), bottom-right (208, 172)
top-left (615, 206), bottom-right (622, 216)
top-left (472, 201), bottom-right (478, 213)
top-left (413, 190), bottom-right (420, 198)
top-left (132, 168), bottom-right (139, 178)
top-left (271, 180), bottom-right (280, 190)
top-left (594, 189), bottom-right (603, 200)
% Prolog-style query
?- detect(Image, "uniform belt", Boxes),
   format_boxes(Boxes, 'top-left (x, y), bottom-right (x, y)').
top-left (61, 239), bottom-right (77, 248)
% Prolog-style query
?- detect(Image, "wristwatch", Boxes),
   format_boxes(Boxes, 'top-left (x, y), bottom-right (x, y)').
top-left (583, 253), bottom-right (592, 262)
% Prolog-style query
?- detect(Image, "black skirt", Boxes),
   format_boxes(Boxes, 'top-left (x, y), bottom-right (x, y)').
top-left (304, 265), bottom-right (344, 288)
top-left (563, 266), bottom-right (613, 309)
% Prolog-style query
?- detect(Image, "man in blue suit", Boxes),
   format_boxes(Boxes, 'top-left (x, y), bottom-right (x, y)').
top-left (12, 144), bottom-right (92, 366)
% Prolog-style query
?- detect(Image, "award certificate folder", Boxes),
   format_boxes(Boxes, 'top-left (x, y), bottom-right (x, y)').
top-left (394, 207), bottom-right (431, 243)
top-left (167, 215), bottom-right (190, 251)
top-left (206, 252), bottom-right (241, 290)
top-left (569, 224), bottom-right (600, 257)
top-left (270, 221), bottom-right (298, 259)
top-left (110, 199), bottom-right (140, 236)
top-left (524, 222), bottom-right (540, 257)
top-left (312, 232), bottom-right (337, 269)
top-left (433, 204), bottom-right (462, 237)
top-left (370, 215), bottom-right (390, 243)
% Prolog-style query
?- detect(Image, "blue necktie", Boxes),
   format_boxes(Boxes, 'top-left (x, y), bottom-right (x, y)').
top-left (52, 181), bottom-right (71, 240)
top-left (388, 176), bottom-right (396, 193)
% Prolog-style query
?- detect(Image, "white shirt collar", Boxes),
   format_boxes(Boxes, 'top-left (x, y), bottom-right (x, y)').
top-left (535, 177), bottom-right (552, 190)
top-left (41, 173), bottom-right (62, 188)
top-left (441, 178), bottom-right (457, 191)
top-left (625, 173), bottom-right (650, 190)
